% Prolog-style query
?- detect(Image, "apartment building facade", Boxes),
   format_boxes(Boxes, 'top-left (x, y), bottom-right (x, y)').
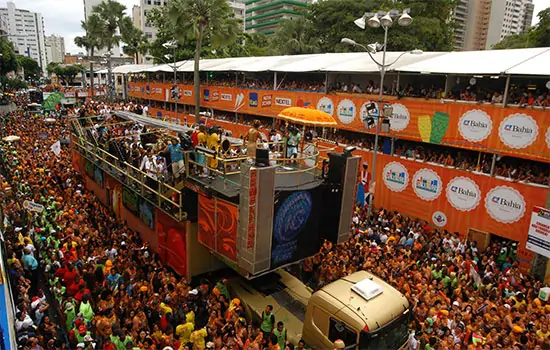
top-left (0, 1), bottom-right (47, 73)
top-left (245, 0), bottom-right (311, 35)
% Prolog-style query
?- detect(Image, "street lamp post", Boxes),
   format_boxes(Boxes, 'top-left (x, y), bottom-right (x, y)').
top-left (341, 9), bottom-right (420, 216)
top-left (104, 51), bottom-right (113, 101)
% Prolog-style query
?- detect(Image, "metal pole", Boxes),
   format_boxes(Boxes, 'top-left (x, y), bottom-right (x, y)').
top-left (107, 52), bottom-right (113, 101)
top-left (368, 25), bottom-right (388, 216)
top-left (395, 71), bottom-right (400, 95)
top-left (274, 72), bottom-right (277, 90)
top-left (490, 153), bottom-right (497, 176)
top-left (174, 46), bottom-right (178, 121)
top-left (503, 75), bottom-right (511, 107)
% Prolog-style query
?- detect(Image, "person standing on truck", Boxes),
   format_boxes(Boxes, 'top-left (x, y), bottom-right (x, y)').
top-left (273, 321), bottom-right (287, 349)
top-left (260, 305), bottom-right (275, 336)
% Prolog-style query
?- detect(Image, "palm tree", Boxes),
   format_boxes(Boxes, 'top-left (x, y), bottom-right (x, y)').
top-left (74, 13), bottom-right (103, 98)
top-left (120, 17), bottom-right (149, 64)
top-left (167, 0), bottom-right (240, 121)
top-left (92, 0), bottom-right (127, 99)
top-left (271, 17), bottom-right (319, 55)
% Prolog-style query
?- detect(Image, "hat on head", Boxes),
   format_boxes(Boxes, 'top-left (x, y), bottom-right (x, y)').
top-left (76, 343), bottom-right (85, 349)
top-left (83, 335), bottom-right (93, 342)
top-left (453, 301), bottom-right (460, 307)
top-left (189, 289), bottom-right (199, 296)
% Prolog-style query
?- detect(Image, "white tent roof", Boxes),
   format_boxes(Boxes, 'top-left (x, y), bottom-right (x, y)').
top-left (118, 47), bottom-right (550, 76)
top-left (112, 64), bottom-right (154, 74)
top-left (322, 51), bottom-right (445, 73)
top-left (504, 48), bottom-right (550, 76)
top-left (397, 47), bottom-right (550, 75)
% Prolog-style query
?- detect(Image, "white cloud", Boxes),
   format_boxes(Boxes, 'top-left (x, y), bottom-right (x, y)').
top-left (0, 0), bottom-right (138, 54)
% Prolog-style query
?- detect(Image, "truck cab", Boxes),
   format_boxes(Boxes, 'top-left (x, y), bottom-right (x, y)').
top-left (230, 270), bottom-right (411, 349)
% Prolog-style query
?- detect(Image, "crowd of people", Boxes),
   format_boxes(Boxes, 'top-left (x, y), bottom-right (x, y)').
top-left (0, 105), bottom-right (310, 350)
top-left (299, 204), bottom-right (550, 349)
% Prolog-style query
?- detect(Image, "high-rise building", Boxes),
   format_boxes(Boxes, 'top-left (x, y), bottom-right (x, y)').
top-left (229, 0), bottom-right (246, 31)
top-left (45, 35), bottom-right (65, 63)
top-left (83, 0), bottom-right (122, 57)
top-left (132, 5), bottom-right (141, 30)
top-left (244, 0), bottom-right (311, 35)
top-left (452, 0), bottom-right (534, 51)
top-left (0, 1), bottom-right (47, 73)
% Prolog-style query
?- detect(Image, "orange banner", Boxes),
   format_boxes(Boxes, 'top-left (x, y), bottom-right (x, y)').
top-left (129, 82), bottom-right (550, 162)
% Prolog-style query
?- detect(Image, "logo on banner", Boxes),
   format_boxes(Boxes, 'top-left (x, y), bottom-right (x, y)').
top-left (211, 91), bottom-right (219, 102)
top-left (234, 93), bottom-right (245, 111)
top-left (412, 168), bottom-right (442, 201)
top-left (484, 186), bottom-right (526, 224)
top-left (446, 176), bottom-right (481, 211)
top-left (249, 92), bottom-right (258, 107)
top-left (203, 89), bottom-right (210, 101)
top-left (459, 109), bottom-right (492, 142)
top-left (337, 99), bottom-right (356, 125)
top-left (389, 103), bottom-right (410, 132)
top-left (184, 90), bottom-right (192, 97)
top-left (221, 93), bottom-right (232, 101)
top-left (498, 113), bottom-right (538, 149)
top-left (317, 97), bottom-right (334, 115)
top-left (262, 95), bottom-right (272, 107)
top-left (382, 162), bottom-right (409, 192)
top-left (359, 101), bottom-right (379, 121)
top-left (546, 126), bottom-right (550, 149)
top-left (155, 88), bottom-right (162, 93)
top-left (432, 211), bottom-right (447, 227)
top-left (275, 97), bottom-right (292, 107)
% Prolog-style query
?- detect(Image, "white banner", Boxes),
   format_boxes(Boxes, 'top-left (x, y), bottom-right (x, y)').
top-left (526, 207), bottom-right (550, 258)
top-left (50, 140), bottom-right (61, 156)
top-left (23, 200), bottom-right (44, 213)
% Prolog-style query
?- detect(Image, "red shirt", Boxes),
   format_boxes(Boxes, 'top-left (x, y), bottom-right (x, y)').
top-left (63, 269), bottom-right (78, 286)
top-left (55, 266), bottom-right (67, 279)
top-left (102, 343), bottom-right (116, 350)
top-left (74, 288), bottom-right (91, 302)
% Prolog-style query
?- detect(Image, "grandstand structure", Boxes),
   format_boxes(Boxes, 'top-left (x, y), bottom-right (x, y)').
top-left (72, 47), bottom-right (550, 277)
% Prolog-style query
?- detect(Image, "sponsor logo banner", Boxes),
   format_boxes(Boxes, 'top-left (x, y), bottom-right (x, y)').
top-left (317, 97), bottom-right (334, 115)
top-left (382, 161), bottom-right (409, 192)
top-left (484, 185), bottom-right (526, 224)
top-left (337, 99), bottom-right (356, 125)
top-left (184, 90), bottom-right (192, 97)
top-left (412, 168), bottom-right (443, 201)
top-left (446, 176), bottom-right (481, 211)
top-left (389, 103), bottom-right (410, 132)
top-left (275, 97), bottom-right (292, 107)
top-left (459, 109), bottom-right (492, 142)
top-left (249, 92), bottom-right (258, 107)
top-left (498, 113), bottom-right (538, 149)
top-left (262, 95), bottom-right (272, 107)
top-left (221, 93), bottom-right (232, 101)
top-left (526, 207), bottom-right (550, 258)
top-left (212, 91), bottom-right (219, 102)
top-left (203, 89), bottom-right (210, 102)
top-left (432, 211), bottom-right (447, 227)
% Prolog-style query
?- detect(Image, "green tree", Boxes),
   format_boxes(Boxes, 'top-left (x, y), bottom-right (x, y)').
top-left (166, 0), bottom-right (241, 119)
top-left (271, 17), bottom-right (320, 55)
top-left (120, 16), bottom-right (149, 63)
top-left (75, 13), bottom-right (104, 97)
top-left (493, 7), bottom-right (550, 49)
top-left (303, 0), bottom-right (456, 53)
top-left (16, 56), bottom-right (41, 80)
top-left (47, 63), bottom-right (83, 86)
top-left (209, 33), bottom-right (271, 58)
top-left (0, 38), bottom-right (18, 77)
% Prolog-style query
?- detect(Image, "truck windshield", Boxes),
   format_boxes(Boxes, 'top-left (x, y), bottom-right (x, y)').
top-left (359, 308), bottom-right (412, 349)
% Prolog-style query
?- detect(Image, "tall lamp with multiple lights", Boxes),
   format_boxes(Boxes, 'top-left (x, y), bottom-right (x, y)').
top-left (341, 9), bottom-right (422, 215)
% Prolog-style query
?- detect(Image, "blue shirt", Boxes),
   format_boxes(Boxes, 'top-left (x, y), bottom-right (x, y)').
top-left (168, 144), bottom-right (183, 163)
top-left (405, 237), bottom-right (415, 247)
top-left (22, 254), bottom-right (38, 271)
top-left (107, 273), bottom-right (121, 289)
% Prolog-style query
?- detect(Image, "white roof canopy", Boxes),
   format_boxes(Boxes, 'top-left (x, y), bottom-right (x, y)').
top-left (397, 47), bottom-right (550, 75)
top-left (119, 47), bottom-right (550, 77)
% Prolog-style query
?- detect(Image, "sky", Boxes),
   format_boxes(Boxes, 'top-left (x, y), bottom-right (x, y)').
top-left (2, 0), bottom-right (549, 55)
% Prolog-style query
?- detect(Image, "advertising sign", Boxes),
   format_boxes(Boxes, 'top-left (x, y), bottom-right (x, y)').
top-left (382, 162), bottom-right (409, 192)
top-left (484, 186), bottom-right (527, 224)
top-left (526, 207), bottom-right (550, 258)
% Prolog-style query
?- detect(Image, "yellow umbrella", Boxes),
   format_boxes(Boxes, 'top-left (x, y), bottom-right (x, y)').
top-left (278, 107), bottom-right (337, 127)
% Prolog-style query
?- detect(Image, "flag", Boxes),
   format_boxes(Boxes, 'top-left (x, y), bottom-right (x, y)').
top-left (472, 333), bottom-right (484, 345)
top-left (50, 140), bottom-right (61, 156)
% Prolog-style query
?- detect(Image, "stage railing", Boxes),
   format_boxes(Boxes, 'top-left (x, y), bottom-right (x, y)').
top-left (71, 134), bottom-right (185, 221)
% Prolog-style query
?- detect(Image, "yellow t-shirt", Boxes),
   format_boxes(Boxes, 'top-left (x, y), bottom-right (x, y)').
top-left (186, 311), bottom-right (195, 325)
top-left (190, 328), bottom-right (208, 349)
top-left (536, 330), bottom-right (550, 340)
top-left (207, 133), bottom-right (220, 151)
top-left (197, 132), bottom-right (207, 147)
top-left (176, 322), bottom-right (194, 345)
